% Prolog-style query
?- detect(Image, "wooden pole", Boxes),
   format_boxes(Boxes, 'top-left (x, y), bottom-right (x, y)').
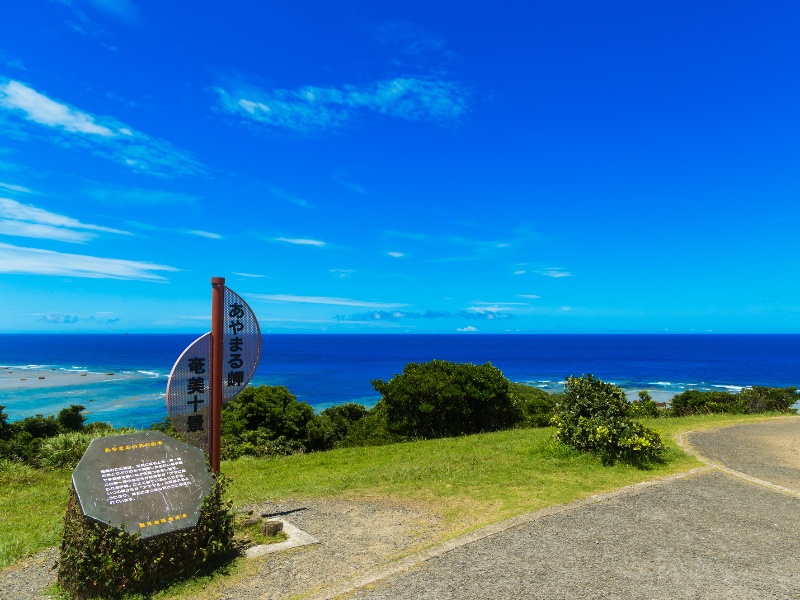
top-left (210, 277), bottom-right (225, 474)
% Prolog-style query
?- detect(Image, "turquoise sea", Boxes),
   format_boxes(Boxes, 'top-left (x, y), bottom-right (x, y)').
top-left (1, 334), bottom-right (798, 428)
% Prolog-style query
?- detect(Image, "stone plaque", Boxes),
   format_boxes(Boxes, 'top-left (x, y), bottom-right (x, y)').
top-left (72, 431), bottom-right (214, 539)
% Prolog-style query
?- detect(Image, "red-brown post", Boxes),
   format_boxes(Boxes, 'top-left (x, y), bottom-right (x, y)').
top-left (210, 277), bottom-right (225, 474)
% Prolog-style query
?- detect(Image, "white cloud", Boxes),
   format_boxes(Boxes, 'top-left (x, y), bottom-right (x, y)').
top-left (38, 313), bottom-right (80, 324)
top-left (0, 197), bottom-right (129, 243)
top-left (387, 251), bottom-right (405, 258)
top-left (0, 220), bottom-right (94, 243)
top-left (273, 237), bottom-right (326, 247)
top-left (187, 230), bottom-right (222, 239)
top-left (234, 272), bottom-right (265, 278)
top-left (541, 268), bottom-right (572, 278)
top-left (0, 80), bottom-right (114, 136)
top-left (513, 270), bottom-right (526, 275)
top-left (0, 181), bottom-right (32, 194)
top-left (0, 242), bottom-right (178, 281)
top-left (248, 294), bottom-right (410, 308)
top-left (517, 294), bottom-right (542, 300)
top-left (457, 326), bottom-right (478, 332)
top-left (0, 79), bottom-right (205, 177)
top-left (216, 76), bottom-right (469, 134)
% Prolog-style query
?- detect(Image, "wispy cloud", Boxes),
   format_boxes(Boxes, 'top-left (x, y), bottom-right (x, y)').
top-left (38, 313), bottom-right (80, 324)
top-left (0, 79), bottom-right (205, 177)
top-left (272, 237), bottom-right (327, 247)
top-left (0, 242), bottom-right (178, 281)
top-left (86, 185), bottom-right (199, 205)
top-left (332, 171), bottom-right (365, 194)
top-left (124, 220), bottom-right (222, 240)
top-left (187, 230), bottom-right (222, 239)
top-left (216, 76), bottom-right (469, 135)
top-left (248, 294), bottom-right (409, 309)
top-left (456, 326), bottom-right (478, 332)
top-left (373, 21), bottom-right (447, 56)
top-left (336, 309), bottom-right (513, 322)
top-left (234, 272), bottom-right (265, 278)
top-left (540, 268), bottom-right (572, 278)
top-left (82, 0), bottom-right (140, 24)
top-left (330, 269), bottom-right (355, 278)
top-left (387, 251), bottom-right (405, 258)
top-left (0, 197), bottom-right (129, 243)
top-left (37, 311), bottom-right (120, 325)
top-left (0, 181), bottom-right (32, 194)
top-left (517, 294), bottom-right (542, 300)
top-left (268, 185), bottom-right (312, 208)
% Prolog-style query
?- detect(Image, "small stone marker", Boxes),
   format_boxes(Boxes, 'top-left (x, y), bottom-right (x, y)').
top-left (262, 520), bottom-right (283, 536)
top-left (72, 431), bottom-right (214, 539)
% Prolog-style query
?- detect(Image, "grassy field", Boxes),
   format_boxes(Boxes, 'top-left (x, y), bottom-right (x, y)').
top-left (0, 412), bottom-right (789, 571)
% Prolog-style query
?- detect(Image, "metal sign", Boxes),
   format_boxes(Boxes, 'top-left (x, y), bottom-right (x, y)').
top-left (166, 284), bottom-right (261, 454)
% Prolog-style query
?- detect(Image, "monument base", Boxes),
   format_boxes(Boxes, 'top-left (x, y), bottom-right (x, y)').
top-left (57, 477), bottom-right (234, 599)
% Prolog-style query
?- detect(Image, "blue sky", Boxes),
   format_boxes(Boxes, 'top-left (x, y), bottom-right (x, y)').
top-left (0, 1), bottom-right (798, 334)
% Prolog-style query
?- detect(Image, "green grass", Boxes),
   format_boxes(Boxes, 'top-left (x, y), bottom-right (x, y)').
top-left (0, 461), bottom-right (72, 569)
top-left (1, 412), bottom-right (792, 572)
top-left (222, 413), bottom-right (791, 533)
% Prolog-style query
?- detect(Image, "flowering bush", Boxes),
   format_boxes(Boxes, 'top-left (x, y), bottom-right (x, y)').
top-left (551, 374), bottom-right (664, 466)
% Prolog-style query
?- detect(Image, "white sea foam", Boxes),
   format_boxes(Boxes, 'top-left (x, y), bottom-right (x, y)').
top-left (711, 384), bottom-right (746, 391)
top-left (138, 370), bottom-right (162, 378)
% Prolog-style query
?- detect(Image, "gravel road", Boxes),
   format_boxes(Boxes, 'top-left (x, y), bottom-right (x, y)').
top-left (348, 417), bottom-right (800, 600)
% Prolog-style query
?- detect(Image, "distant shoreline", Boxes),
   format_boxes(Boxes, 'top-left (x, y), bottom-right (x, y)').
top-left (0, 367), bottom-right (144, 390)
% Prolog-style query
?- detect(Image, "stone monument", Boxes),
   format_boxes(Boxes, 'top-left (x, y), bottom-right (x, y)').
top-left (72, 430), bottom-right (214, 538)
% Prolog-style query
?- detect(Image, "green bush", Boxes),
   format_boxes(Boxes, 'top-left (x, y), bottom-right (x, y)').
top-left (220, 385), bottom-right (319, 459)
top-left (338, 407), bottom-right (405, 448)
top-left (736, 386), bottom-right (799, 413)
top-left (670, 386), bottom-right (799, 416)
top-left (669, 389), bottom-right (738, 416)
top-left (39, 431), bottom-right (95, 469)
top-left (311, 403), bottom-right (369, 449)
top-left (551, 374), bottom-right (664, 466)
top-left (629, 390), bottom-right (660, 418)
top-left (510, 383), bottom-right (557, 427)
top-left (372, 360), bottom-right (520, 439)
top-left (57, 475), bottom-right (234, 598)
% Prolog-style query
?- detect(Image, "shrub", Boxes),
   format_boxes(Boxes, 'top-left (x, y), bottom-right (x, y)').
top-left (39, 431), bottom-right (95, 469)
top-left (311, 403), bottom-right (369, 449)
top-left (338, 407), bottom-right (405, 448)
top-left (510, 383), bottom-right (557, 427)
top-left (669, 389), bottom-right (738, 416)
top-left (57, 475), bottom-right (234, 598)
top-left (736, 386), bottom-right (799, 414)
top-left (629, 390), bottom-right (660, 418)
top-left (372, 360), bottom-right (519, 439)
top-left (550, 374), bottom-right (664, 466)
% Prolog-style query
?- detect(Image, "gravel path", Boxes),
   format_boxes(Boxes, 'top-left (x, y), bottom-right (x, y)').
top-left (347, 417), bottom-right (800, 600)
top-left (3, 417), bottom-right (799, 599)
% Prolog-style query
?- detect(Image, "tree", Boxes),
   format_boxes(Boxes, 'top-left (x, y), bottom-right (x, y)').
top-left (372, 360), bottom-right (519, 439)
top-left (221, 385), bottom-right (317, 458)
top-left (57, 405), bottom-right (86, 432)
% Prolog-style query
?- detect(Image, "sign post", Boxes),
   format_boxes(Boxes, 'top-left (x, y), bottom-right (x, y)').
top-left (165, 277), bottom-right (261, 473)
top-left (210, 277), bottom-right (225, 473)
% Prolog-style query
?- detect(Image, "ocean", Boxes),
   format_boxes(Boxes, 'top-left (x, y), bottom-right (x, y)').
top-left (1, 334), bottom-right (798, 428)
